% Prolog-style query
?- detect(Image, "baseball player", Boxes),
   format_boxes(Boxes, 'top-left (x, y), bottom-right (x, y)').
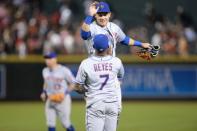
top-left (80, 1), bottom-right (151, 115)
top-left (75, 34), bottom-right (124, 131)
top-left (40, 52), bottom-right (75, 131)
top-left (81, 1), bottom-right (151, 56)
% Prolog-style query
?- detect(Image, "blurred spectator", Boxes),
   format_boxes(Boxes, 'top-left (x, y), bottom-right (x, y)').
top-left (178, 34), bottom-right (189, 57)
top-left (60, 27), bottom-right (74, 54)
top-left (83, 0), bottom-right (94, 16)
top-left (2, 26), bottom-right (14, 54)
top-left (176, 5), bottom-right (194, 28)
top-left (0, 0), bottom-right (196, 57)
top-left (59, 2), bottom-right (72, 26)
top-left (0, 3), bottom-right (9, 31)
top-left (151, 22), bottom-right (177, 55)
top-left (13, 0), bottom-right (25, 7)
top-left (47, 30), bottom-right (62, 53)
top-left (176, 5), bottom-right (197, 54)
top-left (15, 38), bottom-right (27, 58)
top-left (73, 25), bottom-right (86, 54)
top-left (0, 40), bottom-right (6, 57)
top-left (128, 26), bottom-right (149, 54)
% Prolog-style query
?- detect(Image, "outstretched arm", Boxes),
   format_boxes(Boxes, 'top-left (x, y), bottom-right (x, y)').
top-left (81, 2), bottom-right (99, 40)
top-left (120, 36), bottom-right (151, 49)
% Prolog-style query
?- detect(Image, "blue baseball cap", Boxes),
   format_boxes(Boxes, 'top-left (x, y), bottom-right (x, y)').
top-left (93, 34), bottom-right (109, 52)
top-left (97, 2), bottom-right (111, 13)
top-left (44, 52), bottom-right (57, 59)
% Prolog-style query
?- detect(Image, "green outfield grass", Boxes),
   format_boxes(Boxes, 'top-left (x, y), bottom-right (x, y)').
top-left (0, 101), bottom-right (197, 131)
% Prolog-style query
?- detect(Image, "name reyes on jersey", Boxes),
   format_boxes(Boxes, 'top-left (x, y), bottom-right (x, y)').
top-left (93, 63), bottom-right (112, 72)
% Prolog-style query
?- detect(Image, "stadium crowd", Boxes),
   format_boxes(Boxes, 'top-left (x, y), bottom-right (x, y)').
top-left (0, 0), bottom-right (196, 57)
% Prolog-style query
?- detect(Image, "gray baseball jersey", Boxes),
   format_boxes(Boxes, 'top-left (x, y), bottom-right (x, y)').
top-left (75, 55), bottom-right (124, 131)
top-left (85, 22), bottom-right (126, 56)
top-left (75, 55), bottom-right (124, 106)
top-left (42, 64), bottom-right (74, 128)
top-left (84, 21), bottom-right (125, 113)
top-left (42, 65), bottom-right (74, 95)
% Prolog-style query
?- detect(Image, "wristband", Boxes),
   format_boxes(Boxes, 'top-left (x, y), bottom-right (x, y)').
top-left (84, 16), bottom-right (94, 25)
top-left (133, 40), bottom-right (142, 46)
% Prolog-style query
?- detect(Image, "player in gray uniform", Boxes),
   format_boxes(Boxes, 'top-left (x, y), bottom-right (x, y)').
top-left (80, 1), bottom-right (151, 115)
top-left (81, 1), bottom-right (151, 56)
top-left (40, 52), bottom-right (75, 131)
top-left (75, 34), bottom-right (124, 131)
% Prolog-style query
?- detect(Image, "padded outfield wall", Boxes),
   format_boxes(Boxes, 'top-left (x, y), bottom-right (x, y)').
top-left (0, 55), bottom-right (197, 100)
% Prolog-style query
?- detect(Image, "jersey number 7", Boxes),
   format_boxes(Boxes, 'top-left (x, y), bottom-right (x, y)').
top-left (99, 74), bottom-right (109, 90)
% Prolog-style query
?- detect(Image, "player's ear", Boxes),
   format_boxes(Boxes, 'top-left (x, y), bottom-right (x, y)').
top-left (107, 45), bottom-right (113, 55)
top-left (108, 12), bottom-right (111, 17)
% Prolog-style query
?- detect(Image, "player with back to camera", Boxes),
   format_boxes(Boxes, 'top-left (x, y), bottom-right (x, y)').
top-left (75, 34), bottom-right (124, 131)
top-left (80, 1), bottom-right (152, 117)
top-left (40, 52), bottom-right (75, 131)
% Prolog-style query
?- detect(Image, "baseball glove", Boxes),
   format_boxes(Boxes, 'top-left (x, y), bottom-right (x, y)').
top-left (136, 45), bottom-right (160, 60)
top-left (48, 93), bottom-right (65, 103)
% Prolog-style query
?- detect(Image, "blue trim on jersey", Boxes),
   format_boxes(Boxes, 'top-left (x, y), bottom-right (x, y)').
top-left (80, 29), bottom-right (91, 40)
top-left (120, 36), bottom-right (130, 45)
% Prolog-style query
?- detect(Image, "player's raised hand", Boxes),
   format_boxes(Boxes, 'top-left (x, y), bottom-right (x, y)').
top-left (89, 2), bottom-right (99, 16)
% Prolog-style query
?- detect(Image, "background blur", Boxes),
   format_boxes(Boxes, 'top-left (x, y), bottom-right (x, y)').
top-left (0, 0), bottom-right (197, 56)
top-left (0, 0), bottom-right (197, 131)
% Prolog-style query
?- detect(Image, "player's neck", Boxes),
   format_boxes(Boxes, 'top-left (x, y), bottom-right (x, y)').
top-left (96, 52), bottom-right (108, 57)
top-left (49, 63), bottom-right (59, 70)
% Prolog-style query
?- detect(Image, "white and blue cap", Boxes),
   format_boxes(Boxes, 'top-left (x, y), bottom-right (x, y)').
top-left (93, 34), bottom-right (109, 52)
top-left (44, 52), bottom-right (57, 59)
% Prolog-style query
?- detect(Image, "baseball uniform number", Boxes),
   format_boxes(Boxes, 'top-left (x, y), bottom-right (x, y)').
top-left (99, 74), bottom-right (109, 90)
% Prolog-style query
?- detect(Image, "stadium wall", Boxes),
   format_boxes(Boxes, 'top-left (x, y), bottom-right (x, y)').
top-left (0, 55), bottom-right (197, 100)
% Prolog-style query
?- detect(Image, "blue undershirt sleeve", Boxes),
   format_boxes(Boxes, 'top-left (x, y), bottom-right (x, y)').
top-left (80, 29), bottom-right (91, 40)
top-left (120, 36), bottom-right (130, 45)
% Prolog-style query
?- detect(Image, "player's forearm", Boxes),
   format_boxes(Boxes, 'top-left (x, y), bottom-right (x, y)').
top-left (129, 38), bottom-right (142, 46)
top-left (81, 24), bottom-right (91, 40)
top-left (67, 83), bottom-right (75, 92)
top-left (42, 83), bottom-right (47, 92)
top-left (120, 36), bottom-right (151, 48)
top-left (74, 84), bottom-right (87, 94)
top-left (121, 36), bottom-right (142, 46)
top-left (81, 16), bottom-right (94, 40)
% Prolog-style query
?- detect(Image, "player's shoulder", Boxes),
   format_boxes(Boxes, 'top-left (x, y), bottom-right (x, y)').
top-left (58, 64), bottom-right (71, 72)
top-left (42, 67), bottom-right (48, 72)
top-left (109, 22), bottom-right (120, 28)
top-left (59, 64), bottom-right (67, 69)
top-left (90, 21), bottom-right (98, 28)
top-left (113, 56), bottom-right (121, 61)
top-left (80, 58), bottom-right (90, 65)
top-left (42, 67), bottom-right (50, 76)
top-left (111, 57), bottom-right (122, 65)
